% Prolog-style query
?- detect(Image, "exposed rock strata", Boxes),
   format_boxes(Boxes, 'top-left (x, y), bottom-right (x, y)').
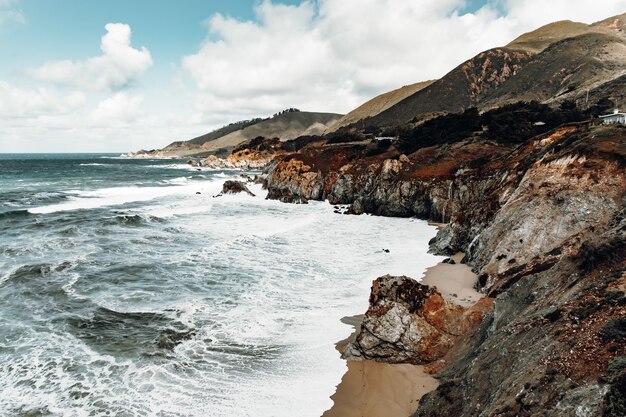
top-left (201, 154), bottom-right (273, 170)
top-left (264, 124), bottom-right (626, 416)
top-left (343, 275), bottom-right (493, 364)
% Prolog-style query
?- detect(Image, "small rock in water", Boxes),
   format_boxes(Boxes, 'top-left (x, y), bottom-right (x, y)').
top-left (196, 192), bottom-right (201, 195)
top-left (217, 180), bottom-right (256, 197)
top-left (383, 249), bottom-right (390, 253)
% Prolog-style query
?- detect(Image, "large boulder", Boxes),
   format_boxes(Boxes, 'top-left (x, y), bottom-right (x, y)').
top-left (343, 275), bottom-right (492, 364)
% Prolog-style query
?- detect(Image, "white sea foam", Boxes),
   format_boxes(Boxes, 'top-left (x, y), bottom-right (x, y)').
top-left (145, 163), bottom-right (199, 171)
top-left (163, 176), bottom-right (191, 185)
top-left (78, 163), bottom-right (107, 167)
top-left (2, 173), bottom-right (443, 417)
top-left (28, 180), bottom-right (224, 214)
top-left (128, 197), bottom-right (440, 417)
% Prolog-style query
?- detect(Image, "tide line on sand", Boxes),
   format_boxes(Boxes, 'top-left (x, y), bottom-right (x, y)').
top-left (323, 252), bottom-right (481, 417)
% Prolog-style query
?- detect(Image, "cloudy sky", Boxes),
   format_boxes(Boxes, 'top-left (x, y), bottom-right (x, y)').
top-left (1, 0), bottom-right (625, 153)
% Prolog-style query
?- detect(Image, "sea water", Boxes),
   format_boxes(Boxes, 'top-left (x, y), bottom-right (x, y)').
top-left (0, 154), bottom-right (441, 417)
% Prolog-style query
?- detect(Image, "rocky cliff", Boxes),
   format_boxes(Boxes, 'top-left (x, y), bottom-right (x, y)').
top-left (263, 123), bottom-right (626, 416)
top-left (342, 275), bottom-right (493, 364)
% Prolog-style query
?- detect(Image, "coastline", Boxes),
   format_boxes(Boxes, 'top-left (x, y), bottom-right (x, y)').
top-left (323, 250), bottom-right (480, 417)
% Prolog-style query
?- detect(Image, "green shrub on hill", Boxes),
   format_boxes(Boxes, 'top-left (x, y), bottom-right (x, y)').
top-left (396, 100), bottom-right (591, 154)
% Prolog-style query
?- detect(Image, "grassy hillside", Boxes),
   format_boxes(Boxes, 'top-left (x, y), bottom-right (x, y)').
top-left (344, 13), bottom-right (626, 130)
top-left (326, 80), bottom-right (436, 133)
top-left (199, 111), bottom-right (342, 152)
top-left (149, 111), bottom-right (342, 157)
top-left (506, 20), bottom-right (594, 53)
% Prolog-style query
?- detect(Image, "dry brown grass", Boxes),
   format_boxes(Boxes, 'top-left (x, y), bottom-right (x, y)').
top-left (326, 80), bottom-right (436, 133)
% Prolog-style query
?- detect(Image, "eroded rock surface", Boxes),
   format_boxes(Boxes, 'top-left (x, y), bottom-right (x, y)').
top-left (217, 180), bottom-right (255, 197)
top-left (343, 275), bottom-right (493, 364)
top-left (263, 124), bottom-right (626, 416)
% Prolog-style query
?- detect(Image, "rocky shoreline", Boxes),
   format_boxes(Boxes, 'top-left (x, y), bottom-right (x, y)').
top-left (323, 252), bottom-right (484, 417)
top-left (217, 122), bottom-right (625, 415)
top-left (256, 123), bottom-right (625, 416)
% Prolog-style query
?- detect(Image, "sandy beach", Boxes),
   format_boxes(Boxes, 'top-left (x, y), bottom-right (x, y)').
top-left (420, 252), bottom-right (481, 307)
top-left (323, 252), bottom-right (480, 417)
top-left (322, 360), bottom-right (439, 417)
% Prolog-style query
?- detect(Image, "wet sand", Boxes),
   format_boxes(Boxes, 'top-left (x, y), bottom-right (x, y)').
top-left (322, 360), bottom-right (439, 417)
top-left (323, 252), bottom-right (480, 417)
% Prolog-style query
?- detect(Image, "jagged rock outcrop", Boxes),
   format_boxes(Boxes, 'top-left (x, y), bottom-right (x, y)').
top-left (265, 158), bottom-right (324, 202)
top-left (265, 137), bottom-right (510, 221)
top-left (216, 180), bottom-right (255, 197)
top-left (343, 275), bottom-right (493, 364)
top-left (265, 123), bottom-right (626, 416)
top-left (265, 187), bottom-right (309, 204)
top-left (467, 152), bottom-right (624, 295)
top-left (201, 154), bottom-right (274, 170)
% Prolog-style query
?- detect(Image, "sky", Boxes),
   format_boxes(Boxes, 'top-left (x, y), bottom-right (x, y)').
top-left (0, 0), bottom-right (625, 153)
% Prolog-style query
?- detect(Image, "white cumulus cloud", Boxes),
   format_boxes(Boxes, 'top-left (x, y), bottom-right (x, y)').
top-left (0, 0), bottom-right (24, 28)
top-left (182, 0), bottom-right (626, 121)
top-left (89, 92), bottom-right (144, 125)
top-left (28, 23), bottom-right (153, 90)
top-left (0, 80), bottom-right (85, 118)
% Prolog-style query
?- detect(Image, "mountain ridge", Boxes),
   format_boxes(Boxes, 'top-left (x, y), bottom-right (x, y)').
top-left (337, 13), bottom-right (626, 131)
top-left (131, 110), bottom-right (342, 158)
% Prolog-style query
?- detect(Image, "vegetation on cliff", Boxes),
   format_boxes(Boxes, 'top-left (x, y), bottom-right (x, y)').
top-left (261, 118), bottom-right (625, 416)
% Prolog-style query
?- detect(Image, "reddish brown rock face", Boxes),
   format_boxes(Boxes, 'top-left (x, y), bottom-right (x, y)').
top-left (343, 275), bottom-right (493, 364)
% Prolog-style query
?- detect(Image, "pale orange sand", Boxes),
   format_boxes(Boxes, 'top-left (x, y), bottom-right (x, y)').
top-left (322, 360), bottom-right (439, 417)
top-left (323, 252), bottom-right (480, 417)
top-left (420, 252), bottom-right (481, 307)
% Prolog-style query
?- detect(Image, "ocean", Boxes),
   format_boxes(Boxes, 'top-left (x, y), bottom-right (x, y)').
top-left (0, 154), bottom-right (441, 417)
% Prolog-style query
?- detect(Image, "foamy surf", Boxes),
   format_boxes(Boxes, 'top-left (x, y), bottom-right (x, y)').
top-left (0, 154), bottom-right (442, 417)
top-left (28, 181), bottom-right (224, 214)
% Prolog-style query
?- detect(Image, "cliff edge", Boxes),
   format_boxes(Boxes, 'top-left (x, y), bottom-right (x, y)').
top-left (263, 121), bottom-right (626, 416)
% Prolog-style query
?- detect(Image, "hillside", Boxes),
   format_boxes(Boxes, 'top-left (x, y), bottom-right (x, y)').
top-left (261, 114), bottom-right (626, 417)
top-left (132, 111), bottom-right (342, 158)
top-left (166, 13), bottom-right (626, 415)
top-left (347, 13), bottom-right (626, 130)
top-left (326, 80), bottom-right (436, 133)
top-left (199, 111), bottom-right (341, 153)
top-left (506, 20), bottom-right (596, 53)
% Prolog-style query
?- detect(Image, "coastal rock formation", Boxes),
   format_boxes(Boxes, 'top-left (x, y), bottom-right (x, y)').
top-left (264, 123), bottom-right (626, 415)
top-left (343, 275), bottom-right (493, 364)
top-left (265, 158), bottom-right (324, 202)
top-left (201, 154), bottom-right (273, 170)
top-left (217, 180), bottom-right (255, 197)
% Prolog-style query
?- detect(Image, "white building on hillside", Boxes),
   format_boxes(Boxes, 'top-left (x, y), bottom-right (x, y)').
top-left (599, 108), bottom-right (626, 124)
